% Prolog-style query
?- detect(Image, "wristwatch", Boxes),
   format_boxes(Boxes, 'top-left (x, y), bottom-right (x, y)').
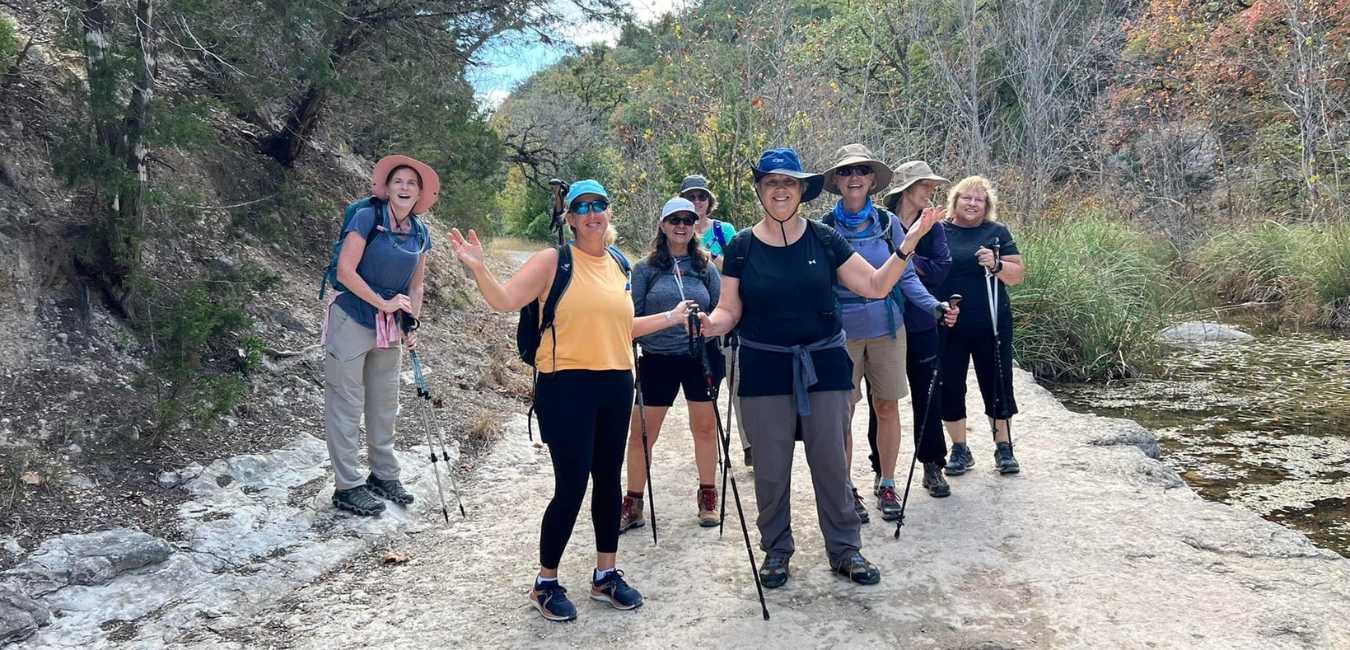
top-left (894, 247), bottom-right (909, 261)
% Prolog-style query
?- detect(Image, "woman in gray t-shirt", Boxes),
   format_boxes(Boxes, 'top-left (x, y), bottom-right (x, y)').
top-left (619, 197), bottom-right (724, 533)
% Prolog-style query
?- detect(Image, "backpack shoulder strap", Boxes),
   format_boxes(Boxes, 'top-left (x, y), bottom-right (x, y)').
top-left (877, 208), bottom-right (899, 254)
top-left (539, 245), bottom-right (573, 331)
top-left (712, 219), bottom-right (730, 249)
top-left (808, 219), bottom-right (840, 268)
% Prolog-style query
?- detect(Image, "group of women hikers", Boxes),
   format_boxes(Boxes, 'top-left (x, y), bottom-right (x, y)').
top-left (318, 147), bottom-right (1025, 623)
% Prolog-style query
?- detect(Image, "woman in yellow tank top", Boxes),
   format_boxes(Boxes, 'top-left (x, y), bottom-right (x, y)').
top-left (449, 179), bottom-right (692, 622)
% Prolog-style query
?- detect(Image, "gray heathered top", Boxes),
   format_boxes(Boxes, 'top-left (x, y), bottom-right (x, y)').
top-left (631, 255), bottom-right (721, 356)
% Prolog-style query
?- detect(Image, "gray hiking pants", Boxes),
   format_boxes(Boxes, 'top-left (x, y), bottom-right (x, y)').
top-left (324, 307), bottom-right (402, 490)
top-left (739, 390), bottom-right (861, 564)
top-left (727, 341), bottom-right (750, 451)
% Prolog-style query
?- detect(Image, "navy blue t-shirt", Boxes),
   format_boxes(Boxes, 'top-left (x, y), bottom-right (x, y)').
top-left (938, 220), bottom-right (1018, 335)
top-left (722, 223), bottom-right (857, 397)
top-left (334, 205), bottom-right (432, 329)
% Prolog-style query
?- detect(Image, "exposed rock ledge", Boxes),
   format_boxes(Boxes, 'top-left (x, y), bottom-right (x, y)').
top-left (5, 368), bottom-right (1348, 649)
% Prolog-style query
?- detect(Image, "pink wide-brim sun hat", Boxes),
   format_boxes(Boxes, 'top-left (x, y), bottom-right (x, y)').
top-left (371, 155), bottom-right (440, 215)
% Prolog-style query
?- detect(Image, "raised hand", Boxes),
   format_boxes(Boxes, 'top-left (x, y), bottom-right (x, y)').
top-left (449, 228), bottom-right (486, 270)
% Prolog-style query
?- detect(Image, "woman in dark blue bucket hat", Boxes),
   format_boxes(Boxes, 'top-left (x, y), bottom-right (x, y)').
top-left (696, 147), bottom-right (943, 588)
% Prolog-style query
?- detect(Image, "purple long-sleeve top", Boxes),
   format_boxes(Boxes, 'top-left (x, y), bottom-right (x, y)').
top-left (900, 219), bottom-right (951, 333)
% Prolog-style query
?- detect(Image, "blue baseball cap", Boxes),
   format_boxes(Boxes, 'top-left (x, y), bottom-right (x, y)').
top-left (563, 179), bottom-right (609, 208)
top-left (751, 147), bottom-right (824, 202)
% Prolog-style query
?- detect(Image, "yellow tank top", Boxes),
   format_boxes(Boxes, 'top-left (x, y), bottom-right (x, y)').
top-left (536, 245), bottom-right (635, 372)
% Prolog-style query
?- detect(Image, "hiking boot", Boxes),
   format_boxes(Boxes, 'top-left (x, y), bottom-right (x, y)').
top-left (945, 442), bottom-right (974, 476)
top-left (876, 485), bottom-right (902, 521)
top-left (743, 447), bottom-right (753, 468)
top-left (591, 569), bottom-right (643, 610)
top-left (332, 485), bottom-right (385, 516)
top-left (366, 473), bottom-right (414, 505)
top-left (852, 488), bottom-right (870, 524)
top-left (923, 462), bottom-right (951, 497)
top-left (529, 581), bottom-right (577, 622)
top-left (831, 551), bottom-right (881, 585)
top-left (758, 554), bottom-right (790, 589)
top-left (697, 486), bottom-right (718, 528)
top-left (618, 495), bottom-right (645, 534)
top-left (995, 442), bottom-right (1021, 474)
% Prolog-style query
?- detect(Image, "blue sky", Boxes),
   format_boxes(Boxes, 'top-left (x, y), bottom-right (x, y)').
top-left (468, 0), bottom-right (684, 109)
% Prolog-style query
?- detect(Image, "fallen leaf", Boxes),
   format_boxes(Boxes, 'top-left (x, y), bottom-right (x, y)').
top-left (20, 471), bottom-right (41, 486)
top-left (383, 551), bottom-right (409, 565)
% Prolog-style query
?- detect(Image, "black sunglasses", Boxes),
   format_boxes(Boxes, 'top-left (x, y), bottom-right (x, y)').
top-left (664, 215), bottom-right (696, 226)
top-left (835, 165), bottom-right (874, 177)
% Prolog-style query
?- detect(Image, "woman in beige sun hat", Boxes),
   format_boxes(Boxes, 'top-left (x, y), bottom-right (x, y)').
top-left (819, 146), bottom-right (955, 524)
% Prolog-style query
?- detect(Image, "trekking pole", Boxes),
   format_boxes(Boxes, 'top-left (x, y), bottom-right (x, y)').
top-left (984, 239), bottom-right (1013, 451)
top-left (633, 342), bottom-right (658, 545)
top-left (548, 178), bottom-right (568, 247)
top-left (691, 306), bottom-right (770, 620)
top-left (400, 317), bottom-right (466, 523)
top-left (717, 333), bottom-right (738, 538)
top-left (895, 295), bottom-right (961, 539)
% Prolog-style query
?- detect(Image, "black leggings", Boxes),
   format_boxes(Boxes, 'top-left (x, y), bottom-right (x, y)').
top-left (533, 369), bottom-right (634, 570)
top-left (866, 327), bottom-right (949, 471)
top-left (940, 323), bottom-right (1018, 422)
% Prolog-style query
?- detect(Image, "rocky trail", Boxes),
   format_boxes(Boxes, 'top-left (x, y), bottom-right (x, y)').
top-left (8, 364), bottom-right (1345, 648)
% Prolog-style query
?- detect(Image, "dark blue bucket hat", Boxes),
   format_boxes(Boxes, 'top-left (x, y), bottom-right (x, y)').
top-left (751, 147), bottom-right (824, 202)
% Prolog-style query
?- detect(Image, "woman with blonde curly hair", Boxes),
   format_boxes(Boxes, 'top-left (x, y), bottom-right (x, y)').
top-left (936, 176), bottom-right (1026, 475)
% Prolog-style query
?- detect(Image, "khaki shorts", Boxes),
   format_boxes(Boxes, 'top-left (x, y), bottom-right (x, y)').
top-left (846, 334), bottom-right (909, 403)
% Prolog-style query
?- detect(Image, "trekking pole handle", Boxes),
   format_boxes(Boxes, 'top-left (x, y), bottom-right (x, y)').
top-left (938, 294), bottom-right (962, 326)
top-left (400, 314), bottom-right (419, 334)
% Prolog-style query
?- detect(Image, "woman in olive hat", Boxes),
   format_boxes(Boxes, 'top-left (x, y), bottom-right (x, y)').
top-left (697, 147), bottom-right (940, 588)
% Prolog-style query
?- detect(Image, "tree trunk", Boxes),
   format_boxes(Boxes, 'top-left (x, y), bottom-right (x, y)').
top-left (75, 0), bottom-right (156, 318)
top-left (256, 19), bottom-right (365, 167)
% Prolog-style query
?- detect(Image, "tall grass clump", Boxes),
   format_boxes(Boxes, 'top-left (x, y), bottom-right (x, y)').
top-left (1012, 213), bottom-right (1180, 381)
top-left (1195, 221), bottom-right (1350, 328)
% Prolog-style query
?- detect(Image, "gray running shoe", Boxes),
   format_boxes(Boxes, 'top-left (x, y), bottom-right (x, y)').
top-left (945, 442), bottom-right (974, 476)
top-left (995, 442), bottom-right (1021, 474)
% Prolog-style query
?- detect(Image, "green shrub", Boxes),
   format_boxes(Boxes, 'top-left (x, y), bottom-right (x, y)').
top-left (138, 262), bottom-right (279, 439)
top-left (1013, 213), bottom-right (1181, 381)
top-left (0, 17), bottom-right (18, 69)
top-left (1195, 221), bottom-right (1350, 327)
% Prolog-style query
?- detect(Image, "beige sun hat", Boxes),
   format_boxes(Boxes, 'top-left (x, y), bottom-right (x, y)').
top-left (881, 160), bottom-right (949, 212)
top-left (822, 143), bottom-right (894, 195)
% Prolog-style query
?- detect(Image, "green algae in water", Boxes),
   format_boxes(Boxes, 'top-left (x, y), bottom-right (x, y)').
top-left (1050, 330), bottom-right (1350, 558)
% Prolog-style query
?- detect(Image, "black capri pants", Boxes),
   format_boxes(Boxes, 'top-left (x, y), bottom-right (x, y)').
top-left (533, 369), bottom-right (633, 570)
top-left (635, 344), bottom-right (725, 407)
top-left (940, 321), bottom-right (1018, 422)
top-left (866, 327), bottom-right (950, 471)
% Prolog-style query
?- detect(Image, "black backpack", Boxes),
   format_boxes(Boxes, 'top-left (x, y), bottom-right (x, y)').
top-left (516, 243), bottom-right (631, 439)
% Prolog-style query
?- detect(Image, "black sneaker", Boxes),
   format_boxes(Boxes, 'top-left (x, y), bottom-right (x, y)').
top-left (852, 488), bottom-right (870, 524)
top-left (367, 473), bottom-right (414, 505)
top-left (529, 581), bottom-right (577, 622)
top-left (945, 443), bottom-right (974, 476)
top-left (923, 462), bottom-right (951, 497)
top-left (332, 485), bottom-right (385, 516)
top-left (831, 551), bottom-right (881, 585)
top-left (758, 554), bottom-right (790, 589)
top-left (995, 442), bottom-right (1021, 474)
top-left (743, 447), bottom-right (753, 468)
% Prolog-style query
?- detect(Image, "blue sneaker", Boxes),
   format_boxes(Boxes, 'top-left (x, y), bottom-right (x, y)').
top-left (590, 569), bottom-right (643, 610)
top-left (529, 581), bottom-right (577, 622)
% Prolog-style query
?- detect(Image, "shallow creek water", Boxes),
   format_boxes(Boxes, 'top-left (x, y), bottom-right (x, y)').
top-left (1049, 328), bottom-right (1350, 557)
